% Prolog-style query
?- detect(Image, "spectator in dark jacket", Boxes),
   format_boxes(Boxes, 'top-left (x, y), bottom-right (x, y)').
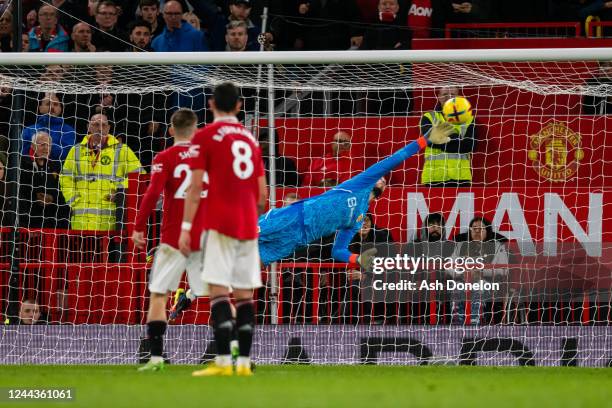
top-left (225, 20), bottom-right (249, 51)
top-left (407, 212), bottom-right (454, 323)
top-left (360, 0), bottom-right (411, 50)
top-left (21, 93), bottom-right (76, 162)
top-left (349, 213), bottom-right (395, 255)
top-left (413, 212), bottom-right (447, 242)
top-left (452, 216), bottom-right (509, 244)
top-left (126, 20), bottom-right (153, 52)
top-left (284, 0), bottom-right (362, 51)
top-left (19, 299), bottom-right (48, 325)
top-left (197, 0), bottom-right (261, 51)
top-left (28, 4), bottom-right (70, 52)
top-left (91, 0), bottom-right (128, 52)
top-left (70, 22), bottom-right (96, 52)
top-left (140, 0), bottom-right (165, 38)
top-left (50, 0), bottom-right (90, 33)
top-left (19, 131), bottom-right (69, 229)
top-left (408, 212), bottom-right (454, 284)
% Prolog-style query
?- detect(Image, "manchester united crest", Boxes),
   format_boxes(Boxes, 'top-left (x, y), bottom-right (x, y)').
top-left (527, 122), bottom-right (584, 182)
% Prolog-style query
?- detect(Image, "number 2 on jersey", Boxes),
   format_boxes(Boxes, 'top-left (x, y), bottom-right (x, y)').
top-left (174, 163), bottom-right (208, 198)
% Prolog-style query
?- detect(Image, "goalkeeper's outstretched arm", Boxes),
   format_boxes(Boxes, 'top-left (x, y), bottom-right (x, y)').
top-left (330, 124), bottom-right (453, 266)
top-left (332, 227), bottom-right (378, 269)
top-left (336, 124), bottom-right (453, 193)
top-left (331, 226), bottom-right (360, 263)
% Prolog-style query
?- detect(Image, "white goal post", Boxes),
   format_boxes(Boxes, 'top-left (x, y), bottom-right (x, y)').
top-left (3, 48), bottom-right (612, 65)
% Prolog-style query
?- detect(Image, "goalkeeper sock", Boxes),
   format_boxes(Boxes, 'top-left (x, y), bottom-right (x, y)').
top-left (147, 320), bottom-right (167, 358)
top-left (236, 299), bottom-right (255, 358)
top-left (211, 296), bottom-right (233, 364)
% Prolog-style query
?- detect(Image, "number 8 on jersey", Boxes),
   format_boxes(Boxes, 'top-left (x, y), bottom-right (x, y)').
top-left (189, 118), bottom-right (265, 242)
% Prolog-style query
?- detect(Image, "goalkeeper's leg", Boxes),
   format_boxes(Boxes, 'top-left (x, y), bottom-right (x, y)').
top-left (169, 289), bottom-right (197, 321)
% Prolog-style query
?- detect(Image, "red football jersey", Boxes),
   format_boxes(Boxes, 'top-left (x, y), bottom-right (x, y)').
top-left (189, 117), bottom-right (264, 240)
top-left (134, 142), bottom-right (206, 250)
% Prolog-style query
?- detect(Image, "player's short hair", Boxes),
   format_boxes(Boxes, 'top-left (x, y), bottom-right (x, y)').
top-left (139, 0), bottom-right (160, 7)
top-left (128, 19), bottom-right (152, 34)
top-left (171, 108), bottom-right (197, 132)
top-left (212, 82), bottom-right (241, 113)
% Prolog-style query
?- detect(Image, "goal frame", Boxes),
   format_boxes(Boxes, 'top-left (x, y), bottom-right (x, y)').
top-left (2, 48), bottom-right (612, 65)
top-left (1, 48), bottom-right (611, 325)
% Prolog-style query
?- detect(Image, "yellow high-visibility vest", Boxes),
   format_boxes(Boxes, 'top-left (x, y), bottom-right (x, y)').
top-left (60, 134), bottom-right (143, 231)
top-left (420, 111), bottom-right (474, 184)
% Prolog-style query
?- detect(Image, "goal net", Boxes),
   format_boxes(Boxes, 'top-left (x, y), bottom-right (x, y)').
top-left (0, 50), bottom-right (610, 366)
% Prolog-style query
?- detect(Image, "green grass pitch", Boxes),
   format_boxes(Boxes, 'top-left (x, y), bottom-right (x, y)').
top-left (1, 365), bottom-right (610, 408)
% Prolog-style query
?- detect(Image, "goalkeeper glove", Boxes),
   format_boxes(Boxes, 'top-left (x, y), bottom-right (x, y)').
top-left (426, 121), bottom-right (455, 145)
top-left (357, 248), bottom-right (378, 271)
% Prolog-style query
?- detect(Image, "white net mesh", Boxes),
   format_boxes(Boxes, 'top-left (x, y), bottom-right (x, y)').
top-left (0, 60), bottom-right (610, 93)
top-left (0, 52), bottom-right (610, 366)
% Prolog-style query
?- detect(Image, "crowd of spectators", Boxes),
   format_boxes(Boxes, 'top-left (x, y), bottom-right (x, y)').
top-left (0, 0), bottom-right (610, 56)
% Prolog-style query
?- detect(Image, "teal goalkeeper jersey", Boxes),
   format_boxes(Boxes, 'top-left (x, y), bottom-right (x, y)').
top-left (258, 138), bottom-right (424, 265)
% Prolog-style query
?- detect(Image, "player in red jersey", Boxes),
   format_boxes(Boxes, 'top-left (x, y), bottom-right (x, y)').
top-left (131, 108), bottom-right (206, 372)
top-left (179, 83), bottom-right (267, 377)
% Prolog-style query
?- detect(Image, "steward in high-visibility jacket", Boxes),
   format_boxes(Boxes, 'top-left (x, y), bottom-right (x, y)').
top-left (60, 133), bottom-right (143, 231)
top-left (420, 110), bottom-right (477, 186)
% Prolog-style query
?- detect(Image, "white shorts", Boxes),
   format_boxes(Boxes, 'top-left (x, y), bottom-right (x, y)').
top-left (148, 243), bottom-right (207, 296)
top-left (201, 230), bottom-right (262, 289)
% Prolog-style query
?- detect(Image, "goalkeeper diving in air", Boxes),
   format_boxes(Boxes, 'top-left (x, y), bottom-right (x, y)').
top-left (169, 121), bottom-right (455, 319)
